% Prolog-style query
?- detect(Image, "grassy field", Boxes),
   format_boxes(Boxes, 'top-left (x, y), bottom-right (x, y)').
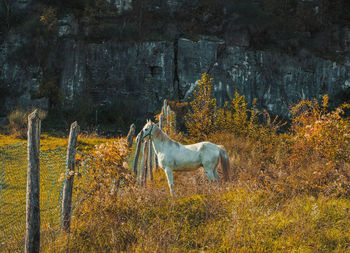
top-left (40, 132), bottom-right (349, 252)
top-left (0, 128), bottom-right (349, 252)
top-left (1, 79), bottom-right (349, 251)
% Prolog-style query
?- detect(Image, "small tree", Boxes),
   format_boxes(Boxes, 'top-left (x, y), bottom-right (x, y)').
top-left (215, 92), bottom-right (259, 136)
top-left (185, 73), bottom-right (217, 141)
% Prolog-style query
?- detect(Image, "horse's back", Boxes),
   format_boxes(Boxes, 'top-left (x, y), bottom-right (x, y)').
top-left (184, 141), bottom-right (221, 164)
top-left (185, 141), bottom-right (220, 152)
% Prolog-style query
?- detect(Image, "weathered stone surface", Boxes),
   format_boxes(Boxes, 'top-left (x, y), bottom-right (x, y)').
top-left (60, 40), bottom-right (87, 102)
top-left (106, 0), bottom-right (133, 13)
top-left (177, 37), bottom-right (225, 99)
top-left (58, 15), bottom-right (79, 37)
top-left (177, 37), bottom-right (350, 115)
top-left (60, 39), bottom-right (175, 117)
top-left (0, 32), bottom-right (49, 116)
top-left (1, 32), bottom-right (350, 120)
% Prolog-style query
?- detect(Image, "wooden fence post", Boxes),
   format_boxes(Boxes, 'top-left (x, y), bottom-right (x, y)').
top-left (171, 110), bottom-right (176, 134)
top-left (61, 121), bottom-right (79, 232)
top-left (25, 110), bottom-right (41, 253)
top-left (148, 140), bottom-right (153, 181)
top-left (132, 131), bottom-right (143, 175)
top-left (166, 105), bottom-right (171, 134)
top-left (140, 140), bottom-right (149, 186)
top-left (162, 99), bottom-right (168, 119)
top-left (159, 113), bottom-right (163, 131)
top-left (126, 123), bottom-right (135, 148)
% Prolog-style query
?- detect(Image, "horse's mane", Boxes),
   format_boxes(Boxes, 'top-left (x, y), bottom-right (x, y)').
top-left (152, 123), bottom-right (180, 147)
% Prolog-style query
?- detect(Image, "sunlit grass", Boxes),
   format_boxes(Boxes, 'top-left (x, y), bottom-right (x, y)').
top-left (42, 176), bottom-right (350, 252)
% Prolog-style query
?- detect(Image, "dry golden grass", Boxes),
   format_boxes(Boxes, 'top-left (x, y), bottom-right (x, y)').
top-left (42, 169), bottom-right (350, 252)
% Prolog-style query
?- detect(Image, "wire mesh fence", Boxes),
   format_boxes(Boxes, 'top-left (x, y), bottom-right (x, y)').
top-left (0, 142), bottom-right (67, 251)
top-left (0, 134), bottom-right (140, 251)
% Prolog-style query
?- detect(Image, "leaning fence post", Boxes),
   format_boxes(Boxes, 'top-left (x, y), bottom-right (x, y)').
top-left (148, 140), bottom-right (153, 181)
top-left (166, 105), bottom-right (171, 134)
top-left (159, 113), bottom-right (163, 131)
top-left (126, 123), bottom-right (135, 148)
top-left (61, 121), bottom-right (79, 232)
top-left (140, 140), bottom-right (149, 186)
top-left (132, 131), bottom-right (143, 175)
top-left (162, 99), bottom-right (168, 119)
top-left (25, 110), bottom-right (41, 253)
top-left (171, 110), bottom-right (176, 134)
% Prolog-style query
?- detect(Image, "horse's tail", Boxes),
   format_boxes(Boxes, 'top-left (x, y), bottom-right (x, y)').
top-left (218, 146), bottom-right (230, 181)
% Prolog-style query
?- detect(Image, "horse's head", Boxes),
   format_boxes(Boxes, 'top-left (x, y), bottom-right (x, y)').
top-left (141, 119), bottom-right (155, 140)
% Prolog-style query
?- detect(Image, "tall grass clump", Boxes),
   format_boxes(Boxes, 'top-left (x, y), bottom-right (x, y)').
top-left (7, 107), bottom-right (47, 138)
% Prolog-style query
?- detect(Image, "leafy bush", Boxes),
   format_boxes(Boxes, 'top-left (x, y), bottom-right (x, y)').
top-left (46, 138), bottom-right (135, 251)
top-left (61, 97), bottom-right (96, 127)
top-left (40, 7), bottom-right (58, 33)
top-left (284, 96), bottom-right (350, 196)
top-left (74, 138), bottom-right (134, 202)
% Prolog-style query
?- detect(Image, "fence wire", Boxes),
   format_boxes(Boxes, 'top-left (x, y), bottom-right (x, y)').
top-left (0, 138), bottom-right (139, 251)
top-left (0, 143), bottom-right (67, 251)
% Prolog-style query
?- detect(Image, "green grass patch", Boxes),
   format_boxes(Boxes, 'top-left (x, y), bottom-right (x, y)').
top-left (0, 134), bottom-right (117, 251)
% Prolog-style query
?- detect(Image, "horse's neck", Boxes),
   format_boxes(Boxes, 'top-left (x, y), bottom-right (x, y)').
top-left (152, 128), bottom-right (176, 153)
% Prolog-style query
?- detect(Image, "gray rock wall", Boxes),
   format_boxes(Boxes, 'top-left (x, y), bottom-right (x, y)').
top-left (1, 33), bottom-right (349, 119)
top-left (0, 32), bottom-right (49, 114)
top-left (60, 39), bottom-right (175, 117)
top-left (177, 37), bottom-right (350, 115)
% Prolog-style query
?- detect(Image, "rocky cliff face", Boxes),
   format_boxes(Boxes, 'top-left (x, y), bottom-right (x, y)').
top-left (60, 39), bottom-right (175, 116)
top-left (1, 0), bottom-right (350, 122)
top-left (0, 32), bottom-right (48, 114)
top-left (178, 37), bottom-right (350, 115)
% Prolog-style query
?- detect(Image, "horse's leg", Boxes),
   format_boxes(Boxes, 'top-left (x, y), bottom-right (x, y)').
top-left (164, 167), bottom-right (175, 197)
top-left (203, 163), bottom-right (216, 184)
top-left (214, 169), bottom-right (221, 184)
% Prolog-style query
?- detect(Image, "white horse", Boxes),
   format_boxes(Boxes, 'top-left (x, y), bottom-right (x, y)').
top-left (141, 120), bottom-right (230, 196)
